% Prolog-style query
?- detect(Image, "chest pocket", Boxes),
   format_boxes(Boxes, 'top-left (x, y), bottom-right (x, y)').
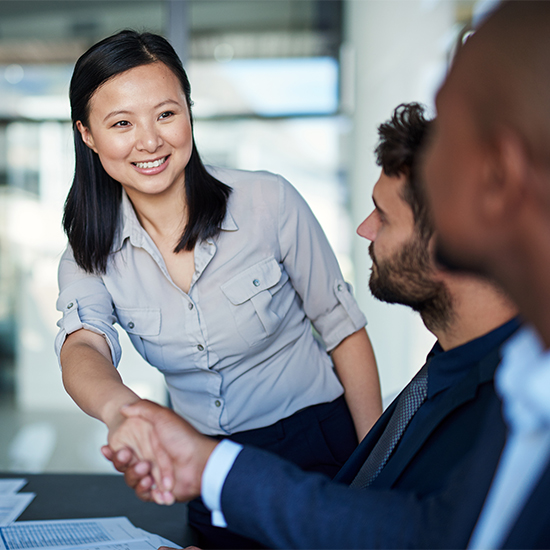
top-left (115, 306), bottom-right (163, 367)
top-left (221, 257), bottom-right (290, 346)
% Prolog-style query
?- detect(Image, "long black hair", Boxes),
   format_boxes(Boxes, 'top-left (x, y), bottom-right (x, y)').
top-left (64, 30), bottom-right (231, 274)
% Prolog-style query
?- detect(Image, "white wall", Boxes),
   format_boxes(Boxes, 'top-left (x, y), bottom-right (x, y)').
top-left (343, 0), bottom-right (457, 401)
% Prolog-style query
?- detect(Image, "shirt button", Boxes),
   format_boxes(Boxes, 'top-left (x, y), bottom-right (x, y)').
top-left (215, 400), bottom-right (221, 407)
top-left (337, 284), bottom-right (343, 291)
top-left (188, 303), bottom-right (194, 310)
top-left (128, 322), bottom-right (135, 329)
top-left (253, 279), bottom-right (260, 287)
top-left (67, 302), bottom-right (74, 309)
top-left (197, 344), bottom-right (204, 351)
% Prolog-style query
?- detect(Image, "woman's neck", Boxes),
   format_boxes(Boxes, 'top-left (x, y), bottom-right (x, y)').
top-left (125, 185), bottom-right (187, 245)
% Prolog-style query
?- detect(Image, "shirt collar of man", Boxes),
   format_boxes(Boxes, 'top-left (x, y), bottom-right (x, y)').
top-left (426, 317), bottom-right (522, 400)
top-left (497, 324), bottom-right (550, 433)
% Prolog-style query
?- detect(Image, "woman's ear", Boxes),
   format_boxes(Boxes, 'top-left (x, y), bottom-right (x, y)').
top-left (76, 120), bottom-right (97, 153)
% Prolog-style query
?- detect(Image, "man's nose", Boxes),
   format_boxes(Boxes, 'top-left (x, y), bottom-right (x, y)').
top-left (357, 211), bottom-right (379, 241)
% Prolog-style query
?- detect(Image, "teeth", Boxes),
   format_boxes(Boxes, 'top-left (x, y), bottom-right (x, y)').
top-left (135, 157), bottom-right (166, 169)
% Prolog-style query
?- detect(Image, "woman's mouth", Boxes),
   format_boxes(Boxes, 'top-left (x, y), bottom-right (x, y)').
top-left (133, 156), bottom-right (168, 169)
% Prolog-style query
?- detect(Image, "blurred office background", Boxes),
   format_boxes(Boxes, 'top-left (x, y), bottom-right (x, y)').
top-left (0, 0), bottom-right (494, 473)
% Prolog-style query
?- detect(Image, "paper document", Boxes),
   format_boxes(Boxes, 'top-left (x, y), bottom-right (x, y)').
top-left (0, 481), bottom-right (27, 495)
top-left (0, 494), bottom-right (36, 527)
top-left (0, 517), bottom-right (180, 550)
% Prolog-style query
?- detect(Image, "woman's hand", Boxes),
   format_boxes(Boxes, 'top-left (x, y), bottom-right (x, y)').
top-left (107, 403), bottom-right (176, 505)
top-left (105, 400), bottom-right (217, 503)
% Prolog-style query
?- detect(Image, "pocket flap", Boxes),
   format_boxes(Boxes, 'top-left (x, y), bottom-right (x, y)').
top-left (221, 257), bottom-right (282, 305)
top-left (115, 307), bottom-right (161, 336)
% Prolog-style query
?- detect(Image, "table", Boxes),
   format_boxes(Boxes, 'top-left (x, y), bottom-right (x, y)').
top-left (1, 472), bottom-right (196, 547)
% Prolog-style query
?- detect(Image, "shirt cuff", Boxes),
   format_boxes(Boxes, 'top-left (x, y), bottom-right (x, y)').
top-left (201, 439), bottom-right (243, 528)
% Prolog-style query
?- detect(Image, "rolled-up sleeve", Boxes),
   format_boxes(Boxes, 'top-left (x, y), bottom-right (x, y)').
top-left (55, 247), bottom-right (121, 368)
top-left (276, 175), bottom-right (367, 352)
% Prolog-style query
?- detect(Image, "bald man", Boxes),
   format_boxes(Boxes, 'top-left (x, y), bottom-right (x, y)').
top-left (424, 1), bottom-right (550, 547)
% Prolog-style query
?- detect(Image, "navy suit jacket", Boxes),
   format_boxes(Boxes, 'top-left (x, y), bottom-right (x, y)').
top-left (220, 323), bottom-right (520, 549)
top-left (335, 347), bottom-right (502, 497)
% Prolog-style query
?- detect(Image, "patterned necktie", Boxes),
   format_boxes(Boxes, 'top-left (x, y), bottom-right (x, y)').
top-left (350, 362), bottom-right (430, 489)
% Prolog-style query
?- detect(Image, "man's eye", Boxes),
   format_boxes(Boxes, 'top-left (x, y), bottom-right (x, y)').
top-left (375, 209), bottom-right (386, 224)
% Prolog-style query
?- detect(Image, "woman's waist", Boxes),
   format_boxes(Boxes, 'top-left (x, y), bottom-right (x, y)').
top-left (165, 355), bottom-right (344, 436)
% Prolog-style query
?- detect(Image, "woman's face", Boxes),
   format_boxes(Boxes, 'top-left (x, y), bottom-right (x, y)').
top-left (77, 62), bottom-right (193, 202)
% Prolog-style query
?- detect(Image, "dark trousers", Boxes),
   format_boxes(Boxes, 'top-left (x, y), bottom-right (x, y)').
top-left (188, 395), bottom-right (358, 549)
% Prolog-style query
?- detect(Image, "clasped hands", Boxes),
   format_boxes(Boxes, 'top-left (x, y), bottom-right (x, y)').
top-left (102, 400), bottom-right (218, 505)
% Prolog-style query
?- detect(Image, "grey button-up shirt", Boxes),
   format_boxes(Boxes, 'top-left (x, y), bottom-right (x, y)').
top-left (55, 167), bottom-right (367, 435)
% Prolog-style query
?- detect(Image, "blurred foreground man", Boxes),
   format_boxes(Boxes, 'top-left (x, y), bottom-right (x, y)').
top-left (424, 1), bottom-right (550, 547)
top-left (105, 102), bottom-right (519, 549)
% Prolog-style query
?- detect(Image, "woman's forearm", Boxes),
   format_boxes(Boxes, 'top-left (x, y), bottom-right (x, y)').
top-left (60, 329), bottom-right (141, 429)
top-left (331, 328), bottom-right (382, 441)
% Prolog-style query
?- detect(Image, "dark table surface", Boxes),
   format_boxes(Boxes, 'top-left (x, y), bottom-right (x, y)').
top-left (0, 472), bottom-right (196, 547)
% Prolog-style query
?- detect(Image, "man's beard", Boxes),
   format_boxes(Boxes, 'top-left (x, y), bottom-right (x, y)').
top-left (369, 236), bottom-right (454, 333)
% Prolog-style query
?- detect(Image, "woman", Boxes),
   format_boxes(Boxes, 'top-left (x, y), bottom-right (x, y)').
top-left (55, 30), bottom-right (381, 548)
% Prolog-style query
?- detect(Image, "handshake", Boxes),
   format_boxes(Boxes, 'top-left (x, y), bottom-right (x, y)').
top-left (101, 400), bottom-right (219, 506)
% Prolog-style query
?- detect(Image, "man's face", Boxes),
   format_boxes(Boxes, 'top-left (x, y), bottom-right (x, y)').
top-left (423, 61), bottom-right (489, 276)
top-left (357, 171), bottom-right (452, 324)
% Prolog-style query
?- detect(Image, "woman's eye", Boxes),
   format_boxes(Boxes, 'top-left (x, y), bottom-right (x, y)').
top-left (113, 120), bottom-right (130, 127)
top-left (159, 111), bottom-right (174, 120)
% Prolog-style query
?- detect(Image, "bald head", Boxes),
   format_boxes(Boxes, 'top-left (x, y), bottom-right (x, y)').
top-left (454, 1), bottom-right (550, 165)
top-left (423, 0), bottom-right (550, 344)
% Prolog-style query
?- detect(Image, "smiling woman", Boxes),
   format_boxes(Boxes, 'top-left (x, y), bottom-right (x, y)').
top-left (77, 63), bottom-right (193, 204)
top-left (55, 30), bottom-right (381, 549)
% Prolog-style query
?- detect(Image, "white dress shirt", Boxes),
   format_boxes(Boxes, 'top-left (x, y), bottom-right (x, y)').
top-left (55, 166), bottom-right (366, 436)
top-left (469, 326), bottom-right (550, 548)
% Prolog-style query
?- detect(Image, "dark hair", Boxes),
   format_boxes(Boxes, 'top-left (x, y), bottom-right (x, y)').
top-left (375, 102), bottom-right (432, 240)
top-left (64, 30), bottom-right (231, 274)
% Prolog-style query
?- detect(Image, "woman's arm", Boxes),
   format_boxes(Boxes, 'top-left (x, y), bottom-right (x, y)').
top-left (331, 328), bottom-right (382, 441)
top-left (60, 328), bottom-right (140, 429)
top-left (60, 329), bottom-right (174, 501)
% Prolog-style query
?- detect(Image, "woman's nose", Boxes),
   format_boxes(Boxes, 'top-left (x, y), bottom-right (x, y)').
top-left (136, 124), bottom-right (163, 153)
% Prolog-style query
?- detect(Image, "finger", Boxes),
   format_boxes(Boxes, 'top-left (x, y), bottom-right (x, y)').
top-left (124, 461), bottom-right (152, 489)
top-left (115, 447), bottom-right (134, 465)
top-left (150, 426), bottom-right (175, 492)
top-left (110, 448), bottom-right (138, 473)
top-left (101, 445), bottom-right (114, 461)
top-left (151, 486), bottom-right (175, 506)
top-left (134, 475), bottom-right (154, 502)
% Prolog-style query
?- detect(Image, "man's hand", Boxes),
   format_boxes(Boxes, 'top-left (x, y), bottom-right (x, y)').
top-left (119, 400), bottom-right (218, 502)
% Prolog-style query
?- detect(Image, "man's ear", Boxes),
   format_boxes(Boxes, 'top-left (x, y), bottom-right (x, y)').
top-left (478, 127), bottom-right (528, 225)
top-left (76, 120), bottom-right (97, 153)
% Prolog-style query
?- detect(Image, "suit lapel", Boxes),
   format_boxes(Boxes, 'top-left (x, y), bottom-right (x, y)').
top-left (371, 348), bottom-right (501, 489)
top-left (334, 399), bottom-right (398, 484)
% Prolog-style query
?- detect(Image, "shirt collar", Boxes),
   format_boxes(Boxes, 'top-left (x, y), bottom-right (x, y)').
top-left (427, 316), bottom-right (522, 398)
top-left (497, 324), bottom-right (550, 432)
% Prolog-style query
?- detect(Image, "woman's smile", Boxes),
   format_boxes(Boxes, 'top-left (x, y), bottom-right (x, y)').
top-left (132, 155), bottom-right (170, 175)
